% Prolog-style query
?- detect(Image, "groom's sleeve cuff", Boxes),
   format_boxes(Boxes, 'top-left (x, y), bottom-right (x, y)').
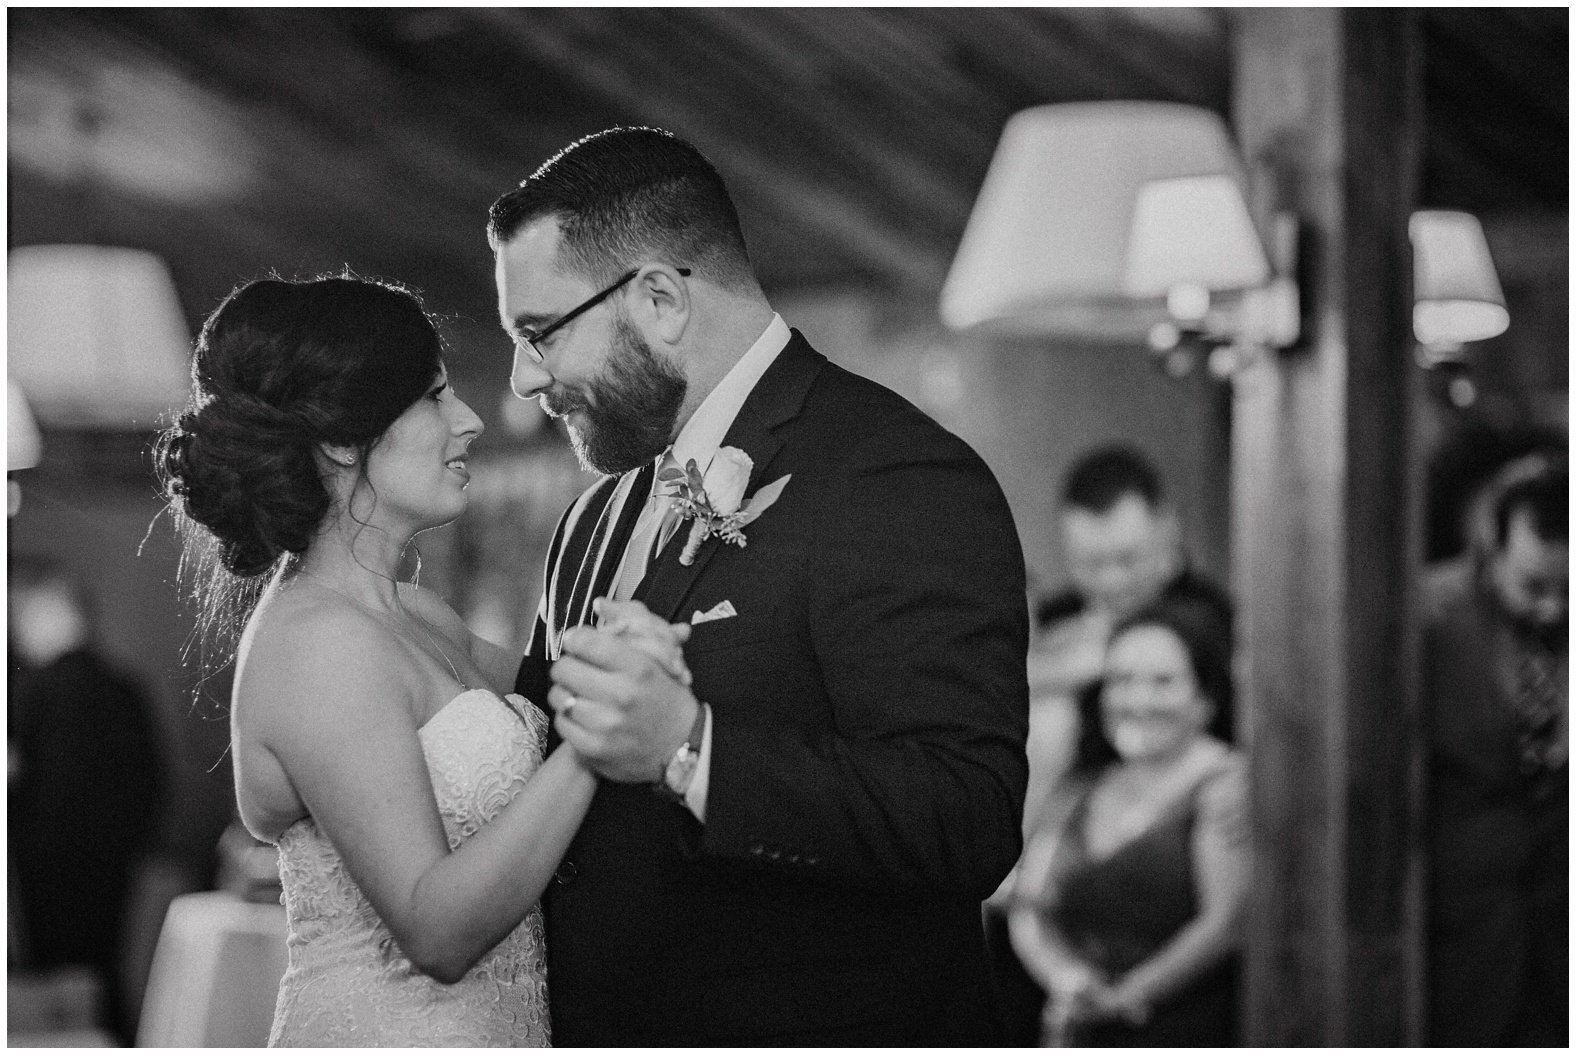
top-left (684, 703), bottom-right (713, 823)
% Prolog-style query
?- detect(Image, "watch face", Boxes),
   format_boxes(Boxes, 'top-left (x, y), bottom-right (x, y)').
top-left (664, 745), bottom-right (699, 794)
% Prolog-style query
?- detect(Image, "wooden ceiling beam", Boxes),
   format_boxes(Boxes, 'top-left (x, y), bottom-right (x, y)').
top-left (771, 9), bottom-right (1014, 185)
top-left (9, 6), bottom-right (1561, 316)
top-left (939, 8), bottom-right (1168, 105)
top-left (685, 11), bottom-right (979, 228)
top-left (465, 9), bottom-right (953, 292)
top-left (1424, 8), bottom-right (1567, 121)
top-left (774, 10), bottom-right (1005, 136)
top-left (100, 11), bottom-right (502, 265)
top-left (1052, 9), bottom-right (1230, 111)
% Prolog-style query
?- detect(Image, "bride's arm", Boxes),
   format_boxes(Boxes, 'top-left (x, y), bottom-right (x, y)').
top-left (256, 610), bottom-right (592, 984)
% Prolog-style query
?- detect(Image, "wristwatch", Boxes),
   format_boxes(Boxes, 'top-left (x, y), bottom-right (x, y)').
top-left (652, 703), bottom-right (708, 805)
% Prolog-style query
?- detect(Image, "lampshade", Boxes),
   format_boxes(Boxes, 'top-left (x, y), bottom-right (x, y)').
top-left (940, 102), bottom-right (1268, 338)
top-left (1410, 211), bottom-right (1508, 348)
top-left (8, 245), bottom-right (193, 429)
top-left (1123, 174), bottom-right (1269, 298)
top-left (8, 381), bottom-right (43, 471)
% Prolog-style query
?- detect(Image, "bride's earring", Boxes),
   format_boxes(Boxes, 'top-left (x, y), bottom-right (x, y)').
top-left (319, 442), bottom-right (358, 469)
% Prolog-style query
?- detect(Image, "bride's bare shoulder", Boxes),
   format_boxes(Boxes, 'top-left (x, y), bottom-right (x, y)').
top-left (235, 588), bottom-right (412, 739)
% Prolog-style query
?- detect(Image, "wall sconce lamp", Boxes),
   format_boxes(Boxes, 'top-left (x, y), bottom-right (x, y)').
top-left (1129, 177), bottom-right (1299, 379)
top-left (940, 102), bottom-right (1299, 379)
top-left (8, 381), bottom-right (43, 517)
top-left (8, 381), bottom-right (43, 473)
top-left (1409, 210), bottom-right (1509, 409)
top-left (1410, 210), bottom-right (1508, 365)
top-left (8, 245), bottom-right (193, 431)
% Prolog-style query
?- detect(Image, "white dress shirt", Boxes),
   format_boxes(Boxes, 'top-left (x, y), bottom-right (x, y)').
top-left (611, 313), bottom-right (792, 821)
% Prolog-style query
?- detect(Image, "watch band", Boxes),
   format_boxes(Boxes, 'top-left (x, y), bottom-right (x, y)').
top-left (652, 703), bottom-right (708, 803)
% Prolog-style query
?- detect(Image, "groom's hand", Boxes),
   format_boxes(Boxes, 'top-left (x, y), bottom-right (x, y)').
top-left (550, 608), bottom-right (699, 784)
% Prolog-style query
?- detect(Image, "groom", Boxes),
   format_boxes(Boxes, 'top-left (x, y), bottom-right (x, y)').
top-left (495, 127), bottom-right (1029, 1045)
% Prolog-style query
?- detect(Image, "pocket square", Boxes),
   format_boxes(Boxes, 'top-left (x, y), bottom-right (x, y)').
top-left (691, 600), bottom-right (738, 624)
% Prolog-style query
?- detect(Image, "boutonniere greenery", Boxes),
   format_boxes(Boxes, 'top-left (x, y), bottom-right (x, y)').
top-left (662, 446), bottom-right (791, 566)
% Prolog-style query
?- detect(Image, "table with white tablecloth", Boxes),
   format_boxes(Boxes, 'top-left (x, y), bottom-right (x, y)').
top-left (137, 891), bottom-right (287, 1048)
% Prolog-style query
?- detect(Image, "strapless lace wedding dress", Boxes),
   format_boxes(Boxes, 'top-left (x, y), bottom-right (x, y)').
top-left (268, 689), bottom-right (551, 1047)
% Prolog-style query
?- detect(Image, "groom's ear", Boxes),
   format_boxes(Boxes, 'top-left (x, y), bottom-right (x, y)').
top-left (631, 265), bottom-right (690, 347)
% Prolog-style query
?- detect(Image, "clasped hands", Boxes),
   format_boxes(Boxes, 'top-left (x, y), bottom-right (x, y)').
top-left (549, 598), bottom-right (700, 783)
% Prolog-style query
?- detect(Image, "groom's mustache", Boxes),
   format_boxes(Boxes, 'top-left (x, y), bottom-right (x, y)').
top-left (539, 384), bottom-right (591, 419)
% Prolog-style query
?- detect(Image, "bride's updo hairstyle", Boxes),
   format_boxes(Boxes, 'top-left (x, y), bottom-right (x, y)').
top-left (155, 274), bottom-right (443, 657)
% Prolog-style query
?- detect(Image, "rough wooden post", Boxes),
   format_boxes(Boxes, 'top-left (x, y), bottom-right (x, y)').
top-left (1230, 9), bottom-right (1425, 1045)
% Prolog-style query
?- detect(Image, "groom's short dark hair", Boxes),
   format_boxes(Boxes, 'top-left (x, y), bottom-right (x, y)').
top-left (488, 127), bottom-right (756, 291)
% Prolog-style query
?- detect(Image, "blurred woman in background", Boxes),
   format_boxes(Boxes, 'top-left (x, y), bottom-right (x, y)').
top-left (1009, 598), bottom-right (1247, 1046)
top-left (156, 274), bottom-right (686, 1046)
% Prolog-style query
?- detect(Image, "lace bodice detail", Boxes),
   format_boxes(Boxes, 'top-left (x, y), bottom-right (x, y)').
top-left (269, 690), bottom-right (551, 1047)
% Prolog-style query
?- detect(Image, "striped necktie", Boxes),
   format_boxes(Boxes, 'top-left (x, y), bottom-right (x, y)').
top-left (613, 452), bottom-right (683, 600)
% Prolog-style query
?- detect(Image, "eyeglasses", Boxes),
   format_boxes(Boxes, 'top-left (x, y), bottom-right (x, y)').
top-left (516, 266), bottom-right (692, 363)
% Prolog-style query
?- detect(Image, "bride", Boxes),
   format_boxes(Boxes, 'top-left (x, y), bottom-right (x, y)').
top-left (157, 274), bottom-right (686, 1046)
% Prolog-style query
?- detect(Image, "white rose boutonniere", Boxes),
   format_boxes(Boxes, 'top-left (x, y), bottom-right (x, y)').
top-left (662, 446), bottom-right (792, 565)
top-left (704, 446), bottom-right (753, 515)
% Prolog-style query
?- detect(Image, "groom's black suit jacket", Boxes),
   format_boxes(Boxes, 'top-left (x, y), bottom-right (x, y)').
top-left (516, 333), bottom-right (1029, 1045)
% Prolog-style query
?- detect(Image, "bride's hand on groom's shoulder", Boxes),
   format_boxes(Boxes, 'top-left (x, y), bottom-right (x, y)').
top-left (549, 600), bottom-right (700, 784)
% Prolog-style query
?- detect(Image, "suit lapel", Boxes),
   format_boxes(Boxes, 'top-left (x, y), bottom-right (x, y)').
top-left (635, 332), bottom-right (824, 622)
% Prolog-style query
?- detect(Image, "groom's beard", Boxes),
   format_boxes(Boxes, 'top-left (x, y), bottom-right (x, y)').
top-left (542, 312), bottom-right (687, 477)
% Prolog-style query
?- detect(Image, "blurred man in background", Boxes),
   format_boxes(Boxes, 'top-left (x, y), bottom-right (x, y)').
top-left (985, 444), bottom-right (1232, 1044)
top-left (1425, 451), bottom-right (1567, 1046)
top-left (8, 557), bottom-right (166, 1043)
top-left (1032, 444), bottom-right (1232, 699)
